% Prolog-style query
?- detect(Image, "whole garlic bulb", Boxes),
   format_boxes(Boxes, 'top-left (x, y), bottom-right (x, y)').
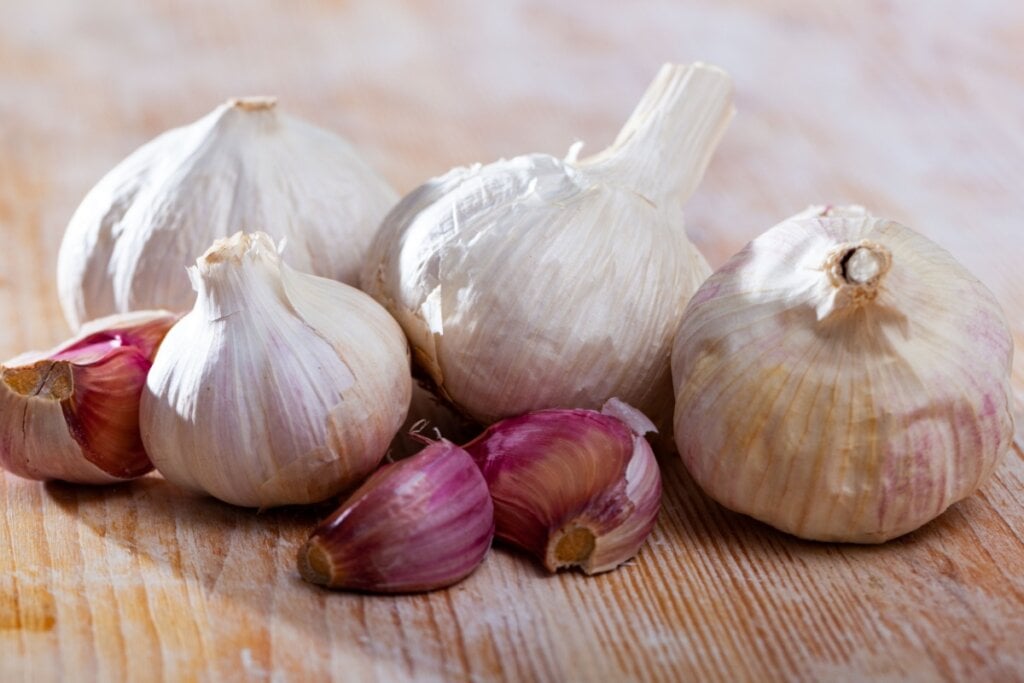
top-left (140, 232), bottom-right (412, 508)
top-left (363, 63), bottom-right (733, 431)
top-left (58, 96), bottom-right (397, 330)
top-left (672, 206), bottom-right (1015, 543)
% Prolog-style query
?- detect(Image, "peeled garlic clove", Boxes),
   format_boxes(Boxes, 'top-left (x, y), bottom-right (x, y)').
top-left (0, 310), bottom-right (177, 483)
top-left (298, 439), bottom-right (494, 593)
top-left (140, 232), bottom-right (412, 508)
top-left (464, 399), bottom-right (661, 574)
top-left (362, 63), bottom-right (733, 433)
top-left (58, 96), bottom-right (397, 330)
top-left (672, 206), bottom-right (1015, 543)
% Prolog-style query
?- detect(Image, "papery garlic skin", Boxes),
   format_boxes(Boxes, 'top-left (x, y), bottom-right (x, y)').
top-left (363, 64), bottom-right (733, 431)
top-left (140, 232), bottom-right (411, 508)
top-left (299, 439), bottom-right (494, 593)
top-left (0, 310), bottom-right (177, 483)
top-left (58, 96), bottom-right (397, 330)
top-left (672, 206), bottom-right (1015, 543)
top-left (464, 399), bottom-right (661, 574)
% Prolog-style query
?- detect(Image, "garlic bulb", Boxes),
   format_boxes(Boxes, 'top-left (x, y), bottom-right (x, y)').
top-left (140, 232), bottom-right (412, 508)
top-left (299, 438), bottom-right (494, 593)
top-left (464, 399), bottom-right (661, 574)
top-left (362, 63), bottom-right (733, 431)
top-left (672, 206), bottom-right (1015, 543)
top-left (58, 96), bottom-right (397, 330)
top-left (0, 310), bottom-right (177, 484)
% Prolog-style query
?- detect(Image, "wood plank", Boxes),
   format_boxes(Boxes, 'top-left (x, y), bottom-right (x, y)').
top-left (1, 1), bottom-right (1022, 680)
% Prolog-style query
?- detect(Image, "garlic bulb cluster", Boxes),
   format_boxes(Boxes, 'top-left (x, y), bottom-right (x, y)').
top-left (58, 96), bottom-right (397, 330)
top-left (464, 398), bottom-right (661, 574)
top-left (672, 206), bottom-right (1015, 543)
top-left (299, 438), bottom-right (494, 593)
top-left (363, 63), bottom-right (733, 431)
top-left (0, 311), bottom-right (177, 484)
top-left (140, 232), bottom-right (412, 508)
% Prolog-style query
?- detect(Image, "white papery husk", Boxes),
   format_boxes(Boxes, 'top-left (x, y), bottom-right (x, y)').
top-left (363, 63), bottom-right (733, 433)
top-left (671, 206), bottom-right (1015, 543)
top-left (58, 96), bottom-right (397, 330)
top-left (140, 232), bottom-right (412, 508)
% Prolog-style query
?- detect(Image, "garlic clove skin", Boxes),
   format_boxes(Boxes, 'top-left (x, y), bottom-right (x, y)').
top-left (464, 398), bottom-right (661, 574)
top-left (298, 438), bottom-right (494, 593)
top-left (0, 310), bottom-right (177, 483)
top-left (362, 64), bottom-right (733, 433)
top-left (140, 232), bottom-right (412, 508)
top-left (58, 96), bottom-right (398, 330)
top-left (672, 206), bottom-right (1015, 543)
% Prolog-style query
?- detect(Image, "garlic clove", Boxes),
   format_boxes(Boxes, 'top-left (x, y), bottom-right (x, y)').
top-left (672, 206), bottom-right (1016, 542)
top-left (298, 439), bottom-right (494, 593)
top-left (141, 232), bottom-right (412, 508)
top-left (463, 398), bottom-right (661, 574)
top-left (362, 63), bottom-right (733, 435)
top-left (0, 310), bottom-right (177, 483)
top-left (58, 96), bottom-right (397, 330)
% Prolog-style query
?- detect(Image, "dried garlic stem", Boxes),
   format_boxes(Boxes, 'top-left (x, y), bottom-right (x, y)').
top-left (580, 62), bottom-right (735, 201)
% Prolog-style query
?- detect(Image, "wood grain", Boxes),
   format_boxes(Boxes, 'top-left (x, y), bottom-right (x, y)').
top-left (1, 1), bottom-right (1022, 681)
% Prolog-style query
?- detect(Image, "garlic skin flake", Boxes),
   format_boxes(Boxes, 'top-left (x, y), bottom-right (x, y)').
top-left (140, 232), bottom-right (412, 508)
top-left (363, 63), bottom-right (733, 431)
top-left (0, 310), bottom-right (177, 484)
top-left (464, 398), bottom-right (661, 574)
top-left (672, 206), bottom-right (1015, 543)
top-left (58, 96), bottom-right (397, 330)
top-left (299, 438), bottom-right (494, 593)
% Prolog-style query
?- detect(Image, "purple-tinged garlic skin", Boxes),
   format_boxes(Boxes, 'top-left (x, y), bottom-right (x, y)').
top-left (0, 310), bottom-right (177, 483)
top-left (298, 439), bottom-right (494, 593)
top-left (464, 398), bottom-right (661, 575)
top-left (672, 206), bottom-right (1015, 543)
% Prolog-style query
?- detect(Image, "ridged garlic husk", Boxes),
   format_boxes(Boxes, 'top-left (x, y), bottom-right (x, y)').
top-left (464, 399), bottom-right (661, 574)
top-left (672, 206), bottom-right (1015, 543)
top-left (140, 232), bottom-right (412, 508)
top-left (0, 310), bottom-right (177, 483)
top-left (362, 63), bottom-right (733, 433)
top-left (299, 438), bottom-right (494, 593)
top-left (58, 96), bottom-right (397, 330)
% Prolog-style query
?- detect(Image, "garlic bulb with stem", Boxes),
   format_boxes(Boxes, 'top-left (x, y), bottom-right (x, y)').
top-left (140, 231), bottom-right (412, 508)
top-left (299, 437), bottom-right (494, 593)
top-left (672, 206), bottom-right (1015, 543)
top-left (464, 398), bottom-right (661, 574)
top-left (58, 96), bottom-right (397, 330)
top-left (362, 63), bottom-right (733, 433)
top-left (0, 310), bottom-right (177, 484)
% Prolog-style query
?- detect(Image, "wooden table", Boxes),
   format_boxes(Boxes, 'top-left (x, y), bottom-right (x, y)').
top-left (2, 2), bottom-right (1022, 680)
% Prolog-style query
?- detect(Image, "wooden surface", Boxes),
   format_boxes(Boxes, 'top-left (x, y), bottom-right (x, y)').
top-left (2, 1), bottom-right (1023, 681)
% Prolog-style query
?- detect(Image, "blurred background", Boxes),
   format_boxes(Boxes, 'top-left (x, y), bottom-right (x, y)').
top-left (1, 0), bottom-right (1021, 369)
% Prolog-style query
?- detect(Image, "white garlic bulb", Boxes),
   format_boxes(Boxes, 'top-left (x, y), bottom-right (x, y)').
top-left (58, 96), bottom-right (397, 330)
top-left (672, 206), bottom-right (1015, 543)
top-left (363, 63), bottom-right (733, 431)
top-left (140, 232), bottom-right (412, 508)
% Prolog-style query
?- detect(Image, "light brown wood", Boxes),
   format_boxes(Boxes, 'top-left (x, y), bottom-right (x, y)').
top-left (2, 1), bottom-right (1022, 681)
